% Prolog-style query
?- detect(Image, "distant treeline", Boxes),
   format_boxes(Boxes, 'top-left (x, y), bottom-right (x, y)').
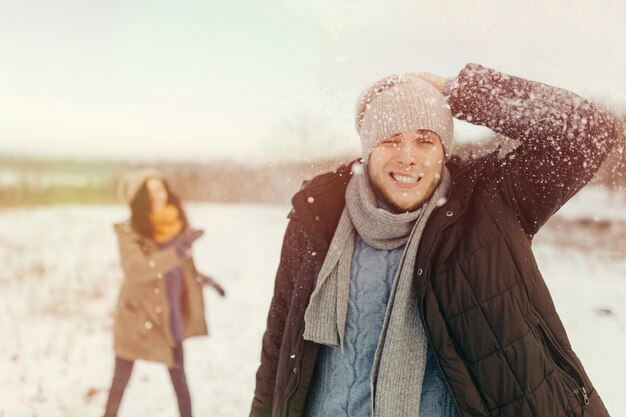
top-left (0, 156), bottom-right (353, 207)
top-left (1, 133), bottom-right (625, 207)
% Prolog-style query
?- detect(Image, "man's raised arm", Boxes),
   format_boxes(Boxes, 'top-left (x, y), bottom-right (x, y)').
top-left (446, 64), bottom-right (622, 235)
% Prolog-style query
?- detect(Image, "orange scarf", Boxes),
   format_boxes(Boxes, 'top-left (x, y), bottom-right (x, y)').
top-left (150, 204), bottom-right (183, 243)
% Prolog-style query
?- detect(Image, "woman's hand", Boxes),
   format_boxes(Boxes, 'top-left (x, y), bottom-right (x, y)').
top-left (179, 228), bottom-right (205, 247)
top-left (197, 273), bottom-right (226, 297)
top-left (174, 228), bottom-right (204, 258)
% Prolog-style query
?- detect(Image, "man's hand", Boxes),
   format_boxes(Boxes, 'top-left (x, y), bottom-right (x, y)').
top-left (412, 72), bottom-right (447, 93)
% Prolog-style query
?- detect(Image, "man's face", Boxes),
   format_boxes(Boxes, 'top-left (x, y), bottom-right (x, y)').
top-left (367, 130), bottom-right (445, 213)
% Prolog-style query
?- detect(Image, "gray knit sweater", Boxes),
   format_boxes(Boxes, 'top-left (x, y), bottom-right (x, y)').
top-left (305, 235), bottom-right (404, 416)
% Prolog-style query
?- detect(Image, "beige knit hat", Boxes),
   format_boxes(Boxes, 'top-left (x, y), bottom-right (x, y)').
top-left (117, 168), bottom-right (165, 204)
top-left (355, 74), bottom-right (454, 159)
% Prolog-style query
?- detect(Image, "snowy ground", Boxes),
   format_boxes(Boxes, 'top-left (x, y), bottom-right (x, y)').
top-left (0, 187), bottom-right (625, 417)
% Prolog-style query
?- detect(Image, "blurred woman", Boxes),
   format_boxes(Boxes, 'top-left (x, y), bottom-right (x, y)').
top-left (103, 168), bottom-right (225, 417)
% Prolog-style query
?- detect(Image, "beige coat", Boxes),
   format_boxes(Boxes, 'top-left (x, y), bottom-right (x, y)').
top-left (112, 221), bottom-right (208, 367)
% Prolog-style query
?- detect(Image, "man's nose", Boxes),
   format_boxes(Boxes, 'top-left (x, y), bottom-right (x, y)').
top-left (397, 141), bottom-right (418, 165)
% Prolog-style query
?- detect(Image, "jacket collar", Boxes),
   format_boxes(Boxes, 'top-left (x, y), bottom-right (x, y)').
top-left (291, 150), bottom-right (500, 252)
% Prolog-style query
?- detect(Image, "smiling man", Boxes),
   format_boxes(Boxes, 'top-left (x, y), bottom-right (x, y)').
top-left (368, 130), bottom-right (446, 212)
top-left (250, 64), bottom-right (622, 417)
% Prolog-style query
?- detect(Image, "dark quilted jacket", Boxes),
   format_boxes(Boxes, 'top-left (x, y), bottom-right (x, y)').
top-left (250, 64), bottom-right (623, 417)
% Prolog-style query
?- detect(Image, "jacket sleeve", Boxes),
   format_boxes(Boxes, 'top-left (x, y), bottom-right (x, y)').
top-left (448, 63), bottom-right (623, 236)
top-left (250, 216), bottom-right (307, 417)
top-left (114, 222), bottom-right (181, 284)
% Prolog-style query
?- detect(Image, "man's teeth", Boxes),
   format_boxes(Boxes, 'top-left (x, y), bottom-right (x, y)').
top-left (392, 173), bottom-right (419, 184)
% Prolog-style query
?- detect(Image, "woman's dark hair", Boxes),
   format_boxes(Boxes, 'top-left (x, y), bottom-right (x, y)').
top-left (130, 178), bottom-right (188, 239)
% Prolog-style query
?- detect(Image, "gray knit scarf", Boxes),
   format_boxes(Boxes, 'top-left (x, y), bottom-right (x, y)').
top-left (304, 163), bottom-right (451, 417)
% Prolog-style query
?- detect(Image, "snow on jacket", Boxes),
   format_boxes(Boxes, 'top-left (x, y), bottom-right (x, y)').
top-left (250, 63), bottom-right (623, 417)
top-left (112, 222), bottom-right (208, 367)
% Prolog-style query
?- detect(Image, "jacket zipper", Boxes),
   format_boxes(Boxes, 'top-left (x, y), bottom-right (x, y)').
top-left (413, 208), bottom-right (467, 416)
top-left (533, 317), bottom-right (590, 406)
top-left (282, 339), bottom-right (305, 417)
top-left (418, 302), bottom-right (465, 416)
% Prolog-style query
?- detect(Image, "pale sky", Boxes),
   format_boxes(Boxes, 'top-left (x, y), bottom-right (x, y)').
top-left (1, 0), bottom-right (624, 163)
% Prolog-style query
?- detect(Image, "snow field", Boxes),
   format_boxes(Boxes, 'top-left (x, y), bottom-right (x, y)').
top-left (0, 187), bottom-right (624, 416)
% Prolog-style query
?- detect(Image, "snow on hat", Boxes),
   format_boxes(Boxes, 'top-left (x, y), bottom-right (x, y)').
top-left (355, 74), bottom-right (454, 159)
top-left (117, 168), bottom-right (165, 204)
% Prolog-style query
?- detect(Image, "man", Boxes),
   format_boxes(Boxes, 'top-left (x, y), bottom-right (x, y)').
top-left (250, 63), bottom-right (622, 417)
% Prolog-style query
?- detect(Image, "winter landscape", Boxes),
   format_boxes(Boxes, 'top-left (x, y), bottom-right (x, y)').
top-left (0, 185), bottom-right (624, 417)
top-left (2, 2), bottom-right (626, 415)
